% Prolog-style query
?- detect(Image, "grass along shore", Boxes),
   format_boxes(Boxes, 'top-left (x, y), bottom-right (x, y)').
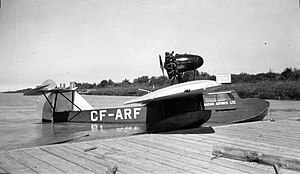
top-left (219, 80), bottom-right (300, 100)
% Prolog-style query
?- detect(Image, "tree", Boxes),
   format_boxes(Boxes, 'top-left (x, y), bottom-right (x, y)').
top-left (182, 70), bottom-right (200, 82)
top-left (108, 79), bottom-right (114, 86)
top-left (293, 68), bottom-right (300, 80)
top-left (149, 76), bottom-right (170, 86)
top-left (120, 79), bottom-right (131, 85)
top-left (133, 76), bottom-right (149, 84)
top-left (198, 71), bottom-right (215, 80)
top-left (281, 67), bottom-right (293, 80)
top-left (98, 80), bottom-right (108, 87)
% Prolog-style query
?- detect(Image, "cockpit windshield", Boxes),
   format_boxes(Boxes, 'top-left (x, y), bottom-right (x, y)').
top-left (204, 92), bottom-right (234, 103)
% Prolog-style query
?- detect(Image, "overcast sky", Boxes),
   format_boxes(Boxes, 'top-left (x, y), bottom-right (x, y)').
top-left (0, 0), bottom-right (299, 91)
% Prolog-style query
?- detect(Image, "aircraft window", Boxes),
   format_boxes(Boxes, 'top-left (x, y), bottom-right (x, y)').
top-left (204, 94), bottom-right (216, 103)
top-left (216, 93), bottom-right (232, 102)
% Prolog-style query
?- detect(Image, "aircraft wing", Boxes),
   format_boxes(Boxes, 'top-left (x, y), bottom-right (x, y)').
top-left (46, 88), bottom-right (78, 93)
top-left (24, 79), bottom-right (77, 96)
top-left (124, 80), bottom-right (221, 105)
top-left (24, 87), bottom-right (78, 96)
top-left (24, 84), bottom-right (51, 95)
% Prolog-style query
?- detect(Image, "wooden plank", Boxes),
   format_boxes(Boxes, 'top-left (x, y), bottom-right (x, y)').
top-left (213, 146), bottom-right (300, 172)
top-left (42, 146), bottom-right (107, 173)
top-left (219, 121), bottom-right (300, 133)
top-left (218, 127), bottom-right (300, 140)
top-left (177, 124), bottom-right (300, 151)
top-left (0, 153), bottom-right (35, 174)
top-left (157, 132), bottom-right (300, 174)
top-left (117, 139), bottom-right (223, 174)
top-left (82, 138), bottom-right (213, 174)
top-left (216, 123), bottom-right (300, 140)
top-left (136, 135), bottom-right (275, 174)
top-left (70, 142), bottom-right (155, 174)
top-left (120, 137), bottom-right (251, 174)
top-left (198, 134), bottom-right (300, 158)
top-left (24, 148), bottom-right (93, 173)
top-left (216, 120), bottom-right (300, 134)
top-left (0, 166), bottom-right (8, 174)
top-left (213, 127), bottom-right (300, 149)
top-left (1, 119), bottom-right (300, 174)
top-left (172, 132), bottom-right (300, 159)
top-left (265, 120), bottom-right (300, 131)
top-left (137, 134), bottom-right (212, 155)
top-left (83, 141), bottom-right (174, 174)
top-left (211, 130), bottom-right (300, 153)
top-left (59, 144), bottom-right (145, 174)
top-left (260, 120), bottom-right (300, 132)
top-left (151, 132), bottom-right (299, 160)
top-left (164, 135), bottom-right (288, 171)
top-left (172, 134), bottom-right (300, 173)
top-left (88, 141), bottom-right (195, 174)
top-left (6, 150), bottom-right (64, 174)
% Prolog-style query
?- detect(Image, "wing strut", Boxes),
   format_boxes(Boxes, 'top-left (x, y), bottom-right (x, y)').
top-left (42, 91), bottom-right (54, 110)
top-left (57, 92), bottom-right (83, 122)
top-left (59, 92), bottom-right (82, 112)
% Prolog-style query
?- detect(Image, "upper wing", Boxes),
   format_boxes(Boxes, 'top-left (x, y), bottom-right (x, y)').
top-left (124, 80), bottom-right (221, 105)
top-left (24, 79), bottom-right (78, 96)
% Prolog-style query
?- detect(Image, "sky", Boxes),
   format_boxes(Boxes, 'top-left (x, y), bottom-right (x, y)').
top-left (0, 0), bottom-right (299, 91)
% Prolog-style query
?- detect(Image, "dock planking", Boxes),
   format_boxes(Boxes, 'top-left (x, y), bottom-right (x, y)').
top-left (1, 118), bottom-right (300, 174)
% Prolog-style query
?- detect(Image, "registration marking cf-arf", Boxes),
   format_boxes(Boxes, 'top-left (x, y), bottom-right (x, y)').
top-left (90, 108), bottom-right (142, 122)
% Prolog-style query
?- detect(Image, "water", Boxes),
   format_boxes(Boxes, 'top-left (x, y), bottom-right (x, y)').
top-left (0, 93), bottom-right (140, 151)
top-left (0, 93), bottom-right (300, 151)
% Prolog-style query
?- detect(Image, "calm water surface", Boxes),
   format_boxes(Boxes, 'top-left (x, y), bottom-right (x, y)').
top-left (0, 93), bottom-right (299, 151)
top-left (0, 93), bottom-right (140, 151)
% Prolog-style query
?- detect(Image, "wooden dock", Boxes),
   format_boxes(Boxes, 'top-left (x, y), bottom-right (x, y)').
top-left (1, 118), bottom-right (300, 174)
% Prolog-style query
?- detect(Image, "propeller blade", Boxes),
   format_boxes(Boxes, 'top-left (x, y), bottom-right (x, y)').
top-left (159, 55), bottom-right (165, 76)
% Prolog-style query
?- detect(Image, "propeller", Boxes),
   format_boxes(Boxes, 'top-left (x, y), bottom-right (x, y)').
top-left (159, 55), bottom-right (165, 76)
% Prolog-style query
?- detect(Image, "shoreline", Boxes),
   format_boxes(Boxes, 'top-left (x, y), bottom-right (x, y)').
top-left (3, 80), bottom-right (300, 101)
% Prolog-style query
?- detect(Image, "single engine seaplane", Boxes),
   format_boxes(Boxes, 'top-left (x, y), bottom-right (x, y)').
top-left (24, 79), bottom-right (221, 132)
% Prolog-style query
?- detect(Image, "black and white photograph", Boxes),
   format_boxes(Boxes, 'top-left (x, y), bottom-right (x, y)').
top-left (0, 0), bottom-right (300, 173)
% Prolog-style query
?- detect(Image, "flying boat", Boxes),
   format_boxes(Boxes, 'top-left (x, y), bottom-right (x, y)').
top-left (24, 51), bottom-right (269, 133)
top-left (24, 79), bottom-right (221, 132)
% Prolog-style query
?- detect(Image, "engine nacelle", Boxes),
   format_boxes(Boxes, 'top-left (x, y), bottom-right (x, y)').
top-left (174, 54), bottom-right (204, 72)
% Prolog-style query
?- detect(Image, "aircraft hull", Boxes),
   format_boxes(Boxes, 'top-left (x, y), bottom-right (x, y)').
top-left (45, 96), bottom-right (211, 133)
top-left (203, 91), bottom-right (270, 126)
top-left (30, 79), bottom-right (214, 133)
top-left (45, 109), bottom-right (210, 133)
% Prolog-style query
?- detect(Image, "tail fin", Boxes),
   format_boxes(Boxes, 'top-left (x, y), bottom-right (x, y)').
top-left (73, 91), bottom-right (94, 111)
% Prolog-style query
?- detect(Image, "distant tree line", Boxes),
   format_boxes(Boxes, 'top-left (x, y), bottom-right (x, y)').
top-left (231, 67), bottom-right (300, 83)
top-left (74, 67), bottom-right (300, 99)
top-left (76, 67), bottom-right (300, 90)
top-left (5, 67), bottom-right (299, 99)
top-left (76, 76), bottom-right (170, 90)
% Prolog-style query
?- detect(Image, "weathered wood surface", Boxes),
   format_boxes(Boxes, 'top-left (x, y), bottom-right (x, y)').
top-left (1, 118), bottom-right (300, 174)
top-left (212, 146), bottom-right (300, 171)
